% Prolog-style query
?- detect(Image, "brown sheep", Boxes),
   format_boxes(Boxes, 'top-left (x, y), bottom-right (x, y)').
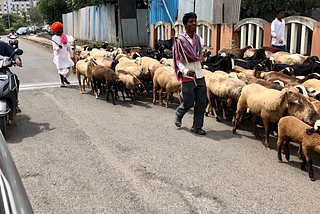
top-left (218, 45), bottom-right (253, 58)
top-left (277, 116), bottom-right (320, 181)
top-left (91, 65), bottom-right (124, 104)
top-left (232, 84), bottom-right (302, 148)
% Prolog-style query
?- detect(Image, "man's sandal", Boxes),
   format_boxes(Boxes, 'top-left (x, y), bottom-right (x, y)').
top-left (191, 126), bottom-right (206, 135)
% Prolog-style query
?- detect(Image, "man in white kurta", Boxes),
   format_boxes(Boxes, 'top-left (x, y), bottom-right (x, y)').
top-left (50, 21), bottom-right (74, 87)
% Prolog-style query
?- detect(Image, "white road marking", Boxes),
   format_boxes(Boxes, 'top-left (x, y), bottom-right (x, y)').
top-left (20, 81), bottom-right (78, 90)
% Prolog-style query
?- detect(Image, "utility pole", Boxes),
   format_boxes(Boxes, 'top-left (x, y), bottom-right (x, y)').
top-left (7, 0), bottom-right (11, 28)
top-left (193, 0), bottom-right (196, 12)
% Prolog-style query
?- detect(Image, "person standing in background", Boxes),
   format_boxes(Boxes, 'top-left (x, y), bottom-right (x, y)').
top-left (50, 21), bottom-right (74, 87)
top-left (271, 8), bottom-right (287, 51)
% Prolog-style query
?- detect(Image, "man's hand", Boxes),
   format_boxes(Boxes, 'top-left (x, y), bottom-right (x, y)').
top-left (15, 58), bottom-right (22, 67)
top-left (275, 36), bottom-right (283, 44)
top-left (187, 69), bottom-right (195, 77)
top-left (59, 45), bottom-right (62, 49)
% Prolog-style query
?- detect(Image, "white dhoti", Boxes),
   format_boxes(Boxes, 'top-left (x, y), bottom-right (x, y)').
top-left (52, 35), bottom-right (74, 78)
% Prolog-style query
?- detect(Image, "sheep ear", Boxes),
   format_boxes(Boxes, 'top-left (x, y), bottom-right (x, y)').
top-left (306, 128), bottom-right (315, 135)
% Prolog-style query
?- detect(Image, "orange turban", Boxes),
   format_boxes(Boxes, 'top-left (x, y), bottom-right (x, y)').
top-left (50, 22), bottom-right (63, 32)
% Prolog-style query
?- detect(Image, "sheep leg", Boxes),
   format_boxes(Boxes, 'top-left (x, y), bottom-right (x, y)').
top-left (152, 83), bottom-right (158, 105)
top-left (277, 139), bottom-right (284, 162)
top-left (282, 141), bottom-right (290, 161)
top-left (93, 80), bottom-right (99, 99)
top-left (252, 115), bottom-right (261, 140)
top-left (205, 90), bottom-right (212, 117)
top-left (120, 90), bottom-right (125, 101)
top-left (82, 77), bottom-right (86, 91)
top-left (77, 73), bottom-right (83, 93)
top-left (297, 145), bottom-right (302, 160)
top-left (262, 118), bottom-right (271, 148)
top-left (107, 85), bottom-right (116, 105)
top-left (159, 88), bottom-right (164, 106)
top-left (165, 89), bottom-right (170, 108)
top-left (222, 101), bottom-right (227, 120)
top-left (302, 148), bottom-right (315, 181)
top-left (178, 89), bottom-right (182, 104)
top-left (232, 108), bottom-right (246, 134)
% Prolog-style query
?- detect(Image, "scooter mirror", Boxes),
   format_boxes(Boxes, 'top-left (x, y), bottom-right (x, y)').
top-left (14, 49), bottom-right (23, 55)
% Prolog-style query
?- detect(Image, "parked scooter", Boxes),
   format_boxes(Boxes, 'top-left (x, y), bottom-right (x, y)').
top-left (7, 35), bottom-right (19, 49)
top-left (0, 49), bottom-right (23, 138)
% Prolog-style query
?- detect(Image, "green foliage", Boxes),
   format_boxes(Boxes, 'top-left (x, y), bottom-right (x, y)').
top-left (0, 13), bottom-right (28, 29)
top-left (38, 0), bottom-right (70, 24)
top-left (0, 23), bottom-right (6, 33)
top-left (12, 19), bottom-right (26, 30)
top-left (113, 37), bottom-right (123, 49)
top-left (241, 0), bottom-right (320, 18)
top-left (28, 6), bottom-right (44, 26)
top-left (225, 38), bottom-right (237, 49)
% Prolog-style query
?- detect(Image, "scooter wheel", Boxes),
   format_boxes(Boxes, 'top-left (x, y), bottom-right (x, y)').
top-left (0, 116), bottom-right (8, 139)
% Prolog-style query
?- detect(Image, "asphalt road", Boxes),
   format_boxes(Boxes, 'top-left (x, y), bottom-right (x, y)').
top-left (2, 36), bottom-right (320, 214)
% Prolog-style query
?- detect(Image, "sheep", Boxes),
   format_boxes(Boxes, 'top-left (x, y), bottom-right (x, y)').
top-left (218, 45), bottom-right (253, 58)
top-left (141, 56), bottom-right (159, 73)
top-left (71, 50), bottom-right (81, 73)
top-left (152, 66), bottom-right (182, 107)
top-left (272, 51), bottom-right (319, 65)
top-left (205, 72), bottom-right (246, 122)
top-left (277, 116), bottom-right (320, 181)
top-left (201, 55), bottom-right (234, 72)
top-left (80, 50), bottom-right (90, 59)
top-left (243, 48), bottom-right (267, 60)
top-left (115, 62), bottom-right (150, 89)
top-left (115, 69), bottom-right (145, 104)
top-left (75, 57), bottom-right (97, 93)
top-left (114, 53), bottom-right (131, 61)
top-left (95, 58), bottom-right (118, 71)
top-left (91, 65), bottom-right (125, 104)
top-left (273, 62), bottom-right (320, 76)
top-left (90, 48), bottom-right (113, 58)
top-left (246, 74), bottom-right (284, 91)
top-left (232, 84), bottom-right (302, 148)
top-left (302, 78), bottom-right (320, 91)
top-left (263, 72), bottom-right (320, 88)
top-left (159, 58), bottom-right (174, 67)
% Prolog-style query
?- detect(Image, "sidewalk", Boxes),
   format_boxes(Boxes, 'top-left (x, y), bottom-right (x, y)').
top-left (21, 34), bottom-right (53, 48)
top-left (22, 34), bottom-right (83, 51)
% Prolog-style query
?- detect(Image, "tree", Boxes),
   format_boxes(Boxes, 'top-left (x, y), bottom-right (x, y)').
top-left (241, 0), bottom-right (320, 19)
top-left (37, 0), bottom-right (70, 24)
top-left (0, 13), bottom-right (25, 29)
top-left (28, 6), bottom-right (43, 26)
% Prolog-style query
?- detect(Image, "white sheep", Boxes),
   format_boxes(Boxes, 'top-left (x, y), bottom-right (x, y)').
top-left (75, 56), bottom-right (97, 93)
top-left (272, 51), bottom-right (318, 65)
top-left (232, 84), bottom-right (302, 148)
top-left (115, 69), bottom-right (145, 104)
top-left (205, 72), bottom-right (246, 122)
top-left (152, 66), bottom-right (182, 107)
top-left (277, 116), bottom-right (320, 181)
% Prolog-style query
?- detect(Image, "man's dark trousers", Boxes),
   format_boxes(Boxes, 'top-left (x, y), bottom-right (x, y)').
top-left (175, 77), bottom-right (206, 129)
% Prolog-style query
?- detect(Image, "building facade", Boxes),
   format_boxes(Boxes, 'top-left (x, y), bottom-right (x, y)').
top-left (0, 0), bottom-right (38, 17)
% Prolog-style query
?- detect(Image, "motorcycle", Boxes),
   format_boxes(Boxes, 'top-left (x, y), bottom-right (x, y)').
top-left (8, 35), bottom-right (19, 49)
top-left (0, 49), bottom-right (23, 138)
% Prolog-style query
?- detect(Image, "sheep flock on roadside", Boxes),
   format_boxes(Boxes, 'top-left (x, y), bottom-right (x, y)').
top-left (71, 38), bottom-right (320, 181)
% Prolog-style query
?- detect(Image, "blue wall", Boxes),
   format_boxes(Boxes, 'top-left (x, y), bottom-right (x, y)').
top-left (149, 0), bottom-right (179, 24)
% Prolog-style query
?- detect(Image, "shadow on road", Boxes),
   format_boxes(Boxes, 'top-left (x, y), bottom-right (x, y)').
top-left (6, 114), bottom-right (55, 143)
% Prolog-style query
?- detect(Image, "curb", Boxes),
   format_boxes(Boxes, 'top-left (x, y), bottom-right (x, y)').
top-left (20, 36), bottom-right (52, 49)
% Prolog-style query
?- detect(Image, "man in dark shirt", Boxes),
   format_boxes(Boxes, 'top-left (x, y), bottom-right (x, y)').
top-left (0, 40), bottom-right (22, 66)
top-left (0, 40), bottom-right (22, 112)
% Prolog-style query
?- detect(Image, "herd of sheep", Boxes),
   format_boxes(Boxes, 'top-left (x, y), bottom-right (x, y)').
top-left (71, 43), bottom-right (320, 181)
